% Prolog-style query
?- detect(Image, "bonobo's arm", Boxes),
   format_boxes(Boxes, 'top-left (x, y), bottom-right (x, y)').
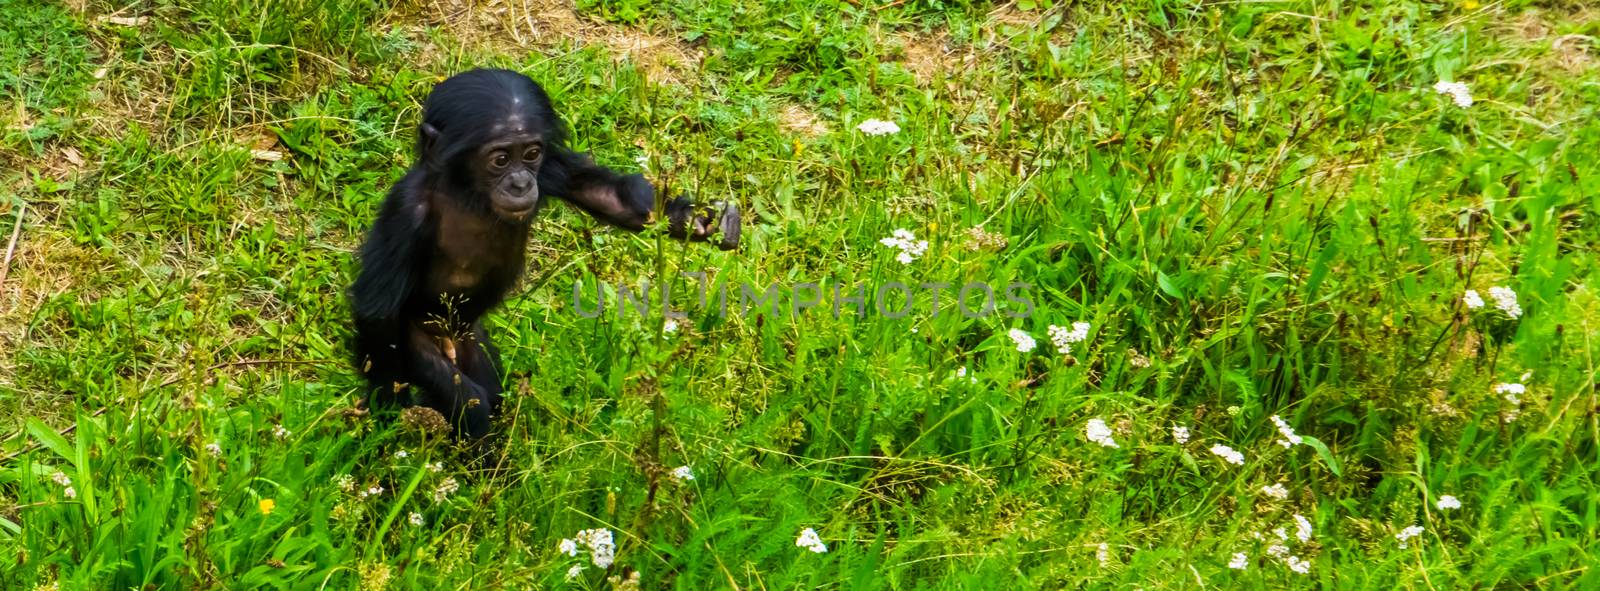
top-left (541, 148), bottom-right (740, 250)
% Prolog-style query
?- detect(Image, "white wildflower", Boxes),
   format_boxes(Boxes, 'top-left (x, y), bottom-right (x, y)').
top-left (1266, 544), bottom-right (1289, 558)
top-left (663, 318), bottom-right (679, 334)
top-left (1396, 525), bottom-right (1424, 548)
top-left (1228, 552), bottom-right (1248, 570)
top-left (1462, 290), bottom-right (1484, 309)
top-left (857, 119), bottom-right (901, 136)
top-left (272, 424), bottom-right (290, 439)
top-left (204, 442), bottom-right (222, 458)
top-left (1008, 328), bottom-right (1037, 353)
top-left (878, 228), bottom-right (929, 264)
top-left (1432, 80), bottom-right (1474, 108)
top-left (796, 528), bottom-right (828, 553)
top-left (1293, 514), bottom-right (1313, 542)
top-left (360, 485), bottom-right (384, 499)
top-left (1086, 418), bottom-right (1119, 449)
top-left (408, 512), bottom-right (423, 527)
top-left (1273, 527), bottom-right (1289, 541)
top-left (432, 477), bottom-right (459, 502)
top-left (1286, 555), bottom-right (1311, 574)
top-left (63, 486), bottom-right (77, 499)
top-left (1046, 322), bottom-right (1091, 355)
top-left (1495, 382), bottom-right (1525, 405)
top-left (1096, 543), bottom-right (1110, 567)
top-left (51, 471), bottom-right (71, 487)
top-left (565, 564), bottom-right (586, 581)
top-left (1487, 286), bottom-right (1521, 318)
top-left (393, 450), bottom-right (409, 459)
top-left (426, 461), bottom-right (444, 473)
top-left (1436, 495), bottom-right (1461, 510)
top-left (1261, 483), bottom-right (1289, 500)
top-left (1210, 444), bottom-right (1245, 466)
top-left (570, 528), bottom-right (616, 567)
top-left (1172, 425), bottom-right (1190, 444)
top-left (332, 474), bottom-right (355, 493)
top-left (671, 465), bottom-right (695, 482)
top-left (1270, 415), bottom-right (1303, 448)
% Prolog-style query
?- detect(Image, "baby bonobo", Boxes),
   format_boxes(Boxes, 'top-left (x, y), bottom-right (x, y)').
top-left (350, 68), bottom-right (739, 445)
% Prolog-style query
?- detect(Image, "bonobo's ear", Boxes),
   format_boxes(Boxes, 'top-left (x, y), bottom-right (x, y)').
top-left (418, 123), bottom-right (442, 165)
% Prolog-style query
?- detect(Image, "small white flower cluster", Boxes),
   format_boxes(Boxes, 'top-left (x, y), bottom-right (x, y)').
top-left (1228, 552), bottom-right (1249, 570)
top-left (1096, 543), bottom-right (1111, 567)
top-left (1285, 555), bottom-right (1311, 574)
top-left (1171, 425), bottom-right (1190, 445)
top-left (1464, 287), bottom-right (1521, 318)
top-left (205, 442), bottom-right (223, 458)
top-left (795, 527), bottom-right (828, 553)
top-left (1396, 525), bottom-right (1424, 549)
top-left (359, 484), bottom-right (384, 499)
top-left (671, 466), bottom-right (695, 482)
top-left (50, 471), bottom-right (76, 499)
top-left (663, 318), bottom-right (679, 334)
top-left (432, 477), bottom-right (459, 502)
top-left (1270, 415), bottom-right (1303, 448)
top-left (856, 119), bottom-right (901, 136)
top-left (879, 228), bottom-right (929, 264)
top-left (1293, 514), bottom-right (1313, 543)
top-left (954, 366), bottom-right (977, 383)
top-left (1047, 322), bottom-right (1091, 355)
top-left (408, 512), bottom-right (424, 527)
top-left (1261, 483), bottom-right (1289, 500)
top-left (1008, 328), bottom-right (1037, 353)
top-left (1496, 382), bottom-right (1526, 423)
top-left (393, 450), bottom-right (409, 459)
top-left (272, 425), bottom-right (290, 439)
top-left (1432, 80), bottom-right (1473, 108)
top-left (1488, 286), bottom-right (1521, 318)
top-left (1210, 444), bottom-right (1245, 466)
top-left (560, 528), bottom-right (617, 568)
top-left (1436, 495), bottom-right (1462, 510)
top-left (332, 474), bottom-right (356, 493)
top-left (1086, 418), bottom-right (1119, 449)
top-left (427, 461), bottom-right (444, 473)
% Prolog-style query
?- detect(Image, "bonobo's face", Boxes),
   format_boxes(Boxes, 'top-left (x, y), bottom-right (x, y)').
top-left (478, 133), bottom-right (544, 221)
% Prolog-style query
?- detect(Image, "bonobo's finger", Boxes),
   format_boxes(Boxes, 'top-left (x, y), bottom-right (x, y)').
top-left (666, 196), bottom-right (741, 250)
top-left (714, 200), bottom-right (740, 251)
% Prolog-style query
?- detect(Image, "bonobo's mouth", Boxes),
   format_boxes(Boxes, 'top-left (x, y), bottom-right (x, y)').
top-left (494, 198), bottom-right (538, 221)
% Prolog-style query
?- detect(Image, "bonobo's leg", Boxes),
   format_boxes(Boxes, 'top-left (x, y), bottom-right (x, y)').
top-left (406, 323), bottom-right (494, 439)
top-left (458, 320), bottom-right (505, 414)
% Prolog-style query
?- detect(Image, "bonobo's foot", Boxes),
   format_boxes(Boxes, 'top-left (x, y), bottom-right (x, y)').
top-left (666, 197), bottom-right (741, 250)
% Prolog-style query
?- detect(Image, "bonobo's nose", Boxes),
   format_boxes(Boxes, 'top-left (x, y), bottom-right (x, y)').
top-left (508, 171), bottom-right (533, 193)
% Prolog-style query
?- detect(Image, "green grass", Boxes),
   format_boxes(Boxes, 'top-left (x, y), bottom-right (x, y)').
top-left (2, 0), bottom-right (1598, 588)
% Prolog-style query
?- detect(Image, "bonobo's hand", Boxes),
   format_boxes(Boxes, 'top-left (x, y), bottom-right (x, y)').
top-left (665, 196), bottom-right (741, 251)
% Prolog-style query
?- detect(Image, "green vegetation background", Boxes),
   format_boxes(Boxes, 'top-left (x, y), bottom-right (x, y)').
top-left (1, 0), bottom-right (1597, 588)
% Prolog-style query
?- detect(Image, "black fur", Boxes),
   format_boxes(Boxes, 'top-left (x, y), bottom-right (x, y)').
top-left (350, 68), bottom-right (739, 441)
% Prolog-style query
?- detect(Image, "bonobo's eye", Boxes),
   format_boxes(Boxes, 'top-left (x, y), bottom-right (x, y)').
top-left (490, 151), bottom-right (510, 170)
top-left (522, 145), bottom-right (542, 162)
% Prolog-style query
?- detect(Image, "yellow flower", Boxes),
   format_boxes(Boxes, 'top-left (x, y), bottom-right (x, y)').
top-left (259, 498), bottom-right (276, 515)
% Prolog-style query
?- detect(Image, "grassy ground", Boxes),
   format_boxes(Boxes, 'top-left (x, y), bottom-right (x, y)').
top-left (2, 0), bottom-right (1598, 588)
